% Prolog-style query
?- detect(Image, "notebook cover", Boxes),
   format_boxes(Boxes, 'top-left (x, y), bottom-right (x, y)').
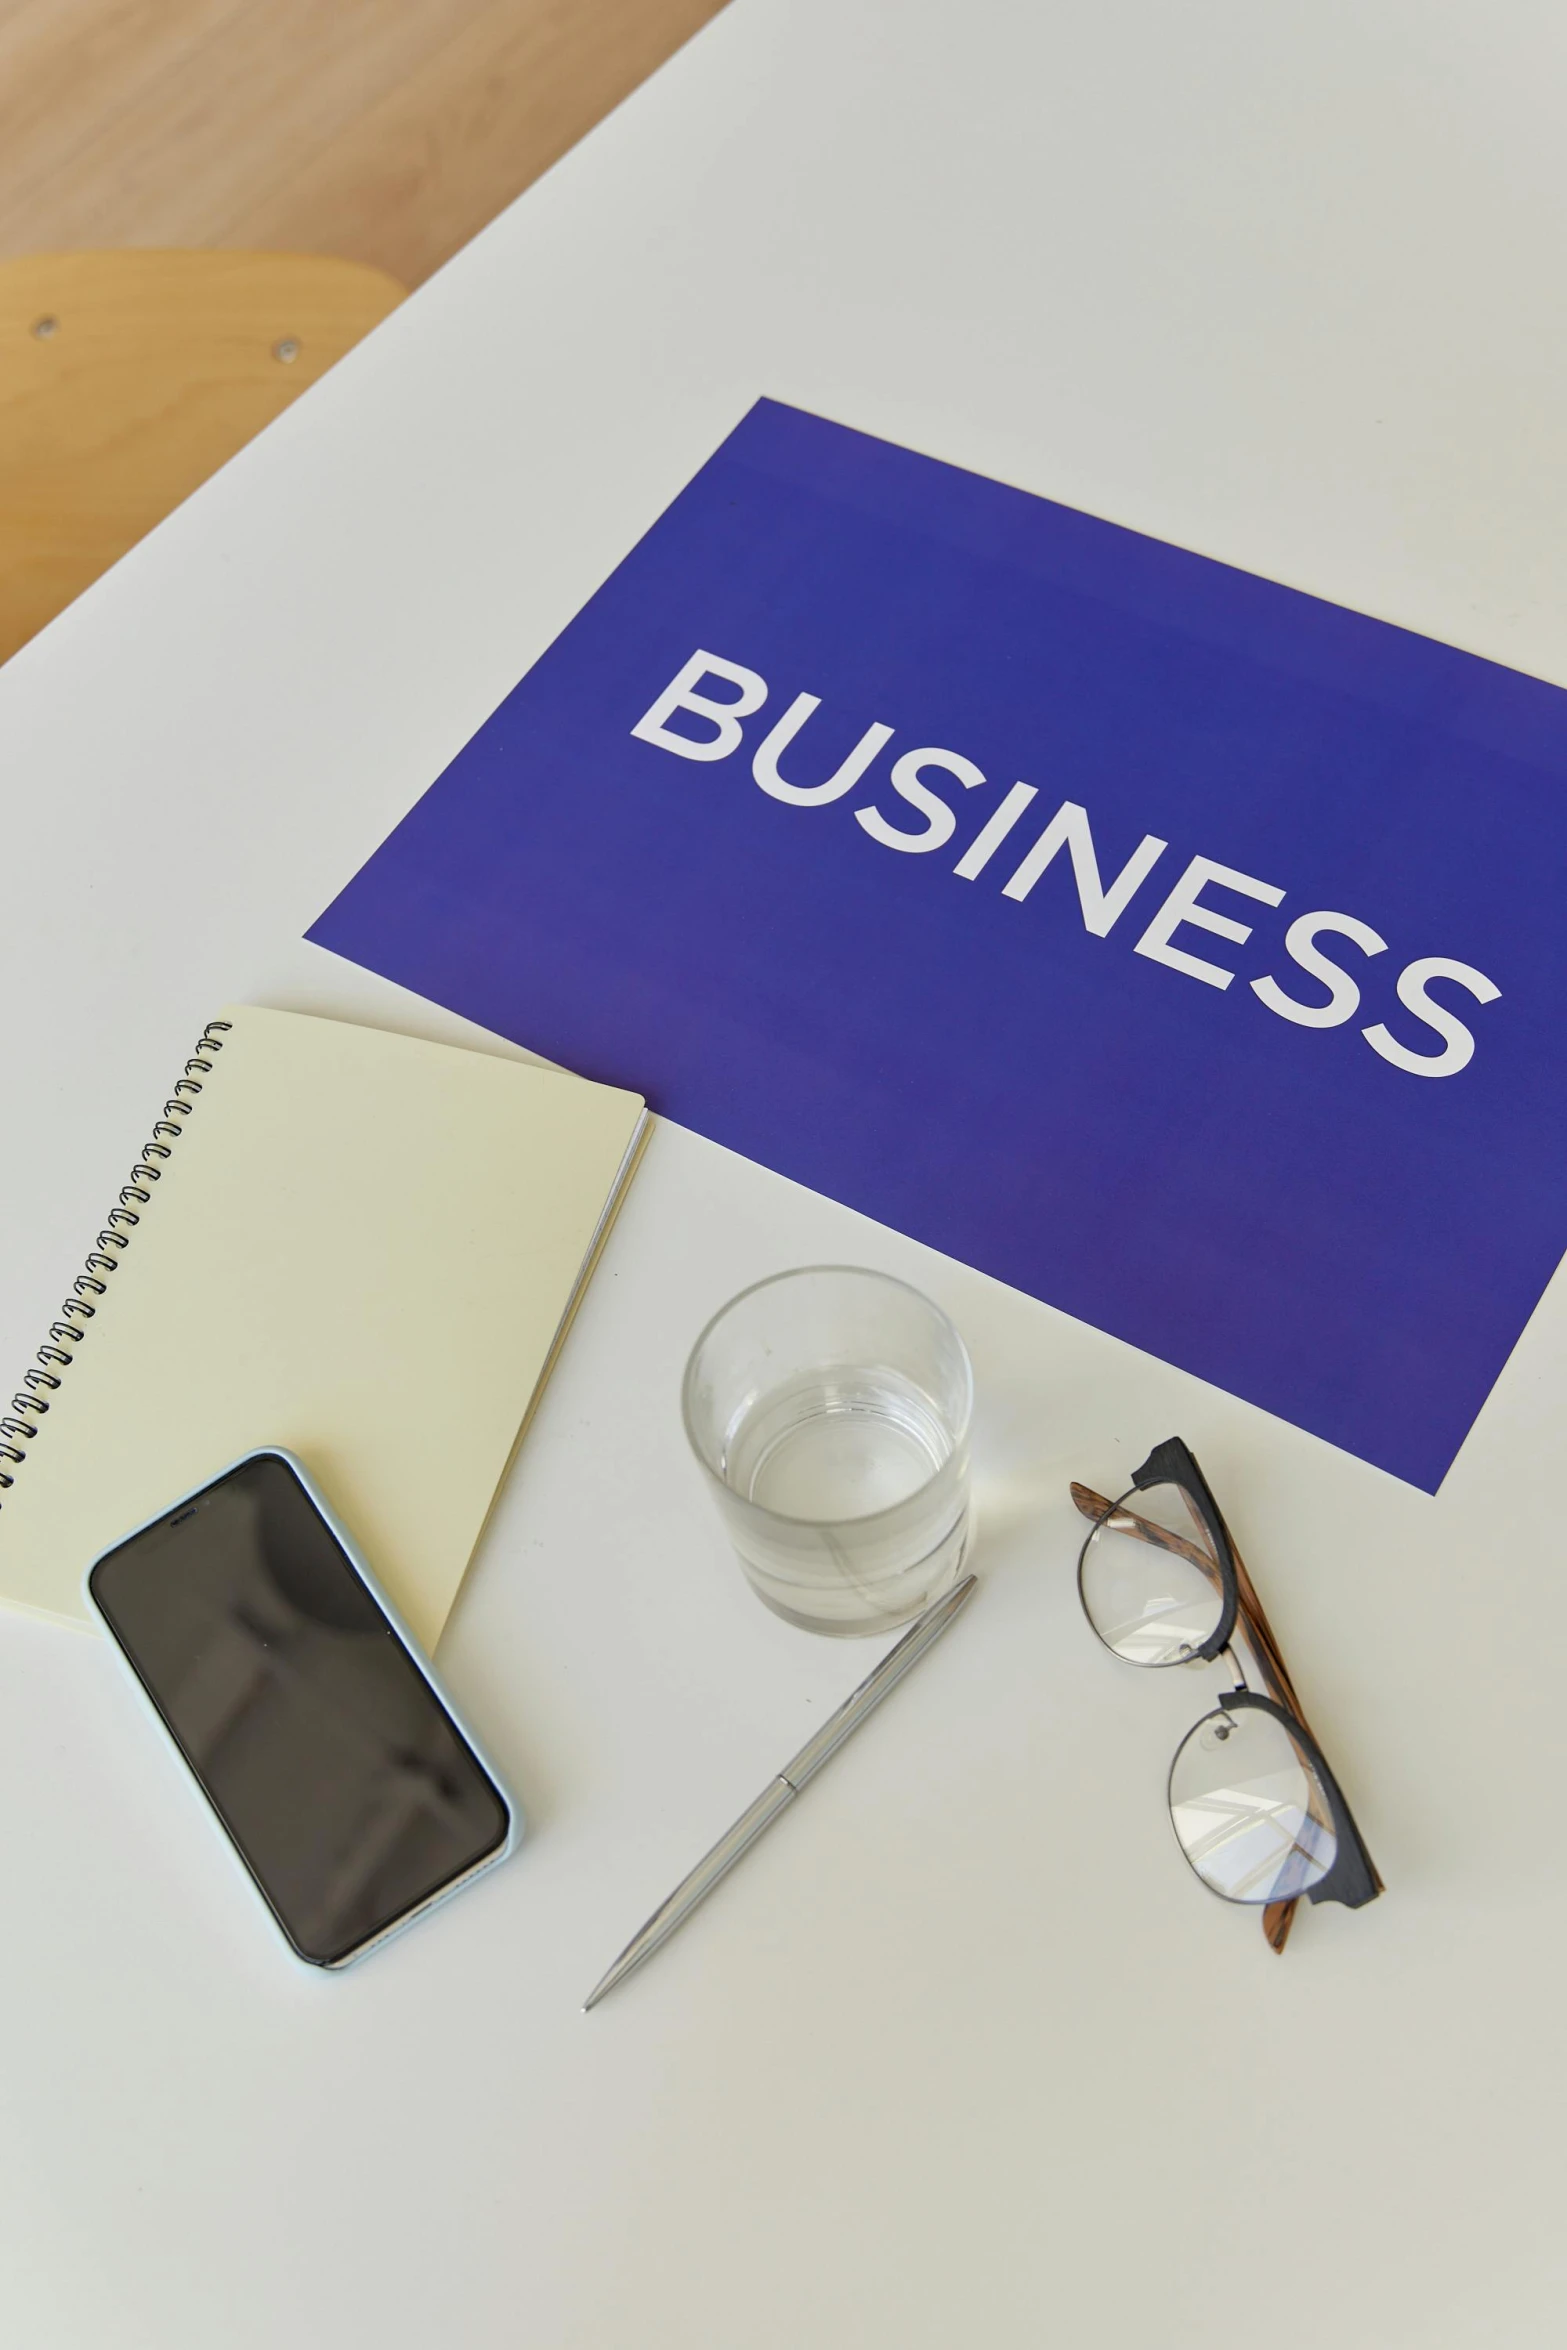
top-left (0, 1007), bottom-right (646, 1642)
top-left (308, 399), bottom-right (1567, 1491)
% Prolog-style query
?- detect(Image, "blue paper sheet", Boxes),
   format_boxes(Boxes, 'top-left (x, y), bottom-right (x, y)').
top-left (310, 400), bottom-right (1567, 1489)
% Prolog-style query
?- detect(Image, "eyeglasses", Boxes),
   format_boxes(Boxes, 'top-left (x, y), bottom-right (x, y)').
top-left (1072, 1437), bottom-right (1381, 1951)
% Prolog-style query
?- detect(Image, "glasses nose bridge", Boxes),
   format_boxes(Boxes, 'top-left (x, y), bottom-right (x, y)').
top-left (1215, 1639), bottom-right (1252, 1692)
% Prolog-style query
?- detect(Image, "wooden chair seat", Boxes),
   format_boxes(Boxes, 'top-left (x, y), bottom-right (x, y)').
top-left (0, 250), bottom-right (404, 664)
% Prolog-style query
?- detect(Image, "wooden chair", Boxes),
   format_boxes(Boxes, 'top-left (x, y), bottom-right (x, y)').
top-left (0, 251), bottom-right (405, 664)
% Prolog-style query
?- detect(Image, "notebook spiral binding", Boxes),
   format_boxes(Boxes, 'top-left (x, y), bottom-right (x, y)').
top-left (0, 1019), bottom-right (233, 1511)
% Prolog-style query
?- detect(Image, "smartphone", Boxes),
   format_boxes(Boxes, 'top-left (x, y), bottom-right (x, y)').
top-left (86, 1449), bottom-right (517, 1969)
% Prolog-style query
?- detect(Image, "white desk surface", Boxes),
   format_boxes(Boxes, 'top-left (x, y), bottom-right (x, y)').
top-left (2, 4), bottom-right (1564, 2341)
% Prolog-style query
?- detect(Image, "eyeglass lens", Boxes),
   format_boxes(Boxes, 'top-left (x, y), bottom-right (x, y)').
top-left (1168, 1705), bottom-right (1337, 1903)
top-left (1078, 1481), bottom-right (1225, 1666)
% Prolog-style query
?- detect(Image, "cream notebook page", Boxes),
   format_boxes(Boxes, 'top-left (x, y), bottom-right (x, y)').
top-left (1, 1007), bottom-right (646, 1645)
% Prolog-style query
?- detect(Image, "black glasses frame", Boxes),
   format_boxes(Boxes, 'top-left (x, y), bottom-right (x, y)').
top-left (1073, 1436), bottom-right (1382, 1951)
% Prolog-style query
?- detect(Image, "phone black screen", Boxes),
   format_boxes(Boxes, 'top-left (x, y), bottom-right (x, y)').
top-left (89, 1453), bottom-right (510, 1966)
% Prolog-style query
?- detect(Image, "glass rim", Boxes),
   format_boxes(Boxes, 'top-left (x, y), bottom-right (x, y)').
top-left (680, 1263), bottom-right (974, 1530)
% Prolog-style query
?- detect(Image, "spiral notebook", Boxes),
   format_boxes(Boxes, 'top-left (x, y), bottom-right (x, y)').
top-left (0, 1006), bottom-right (648, 1644)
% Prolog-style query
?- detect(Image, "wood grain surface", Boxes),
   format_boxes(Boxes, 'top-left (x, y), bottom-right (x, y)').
top-left (0, 249), bottom-right (404, 659)
top-left (0, 0), bottom-right (729, 287)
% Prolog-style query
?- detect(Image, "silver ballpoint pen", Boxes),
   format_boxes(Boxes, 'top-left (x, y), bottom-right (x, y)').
top-left (584, 1572), bottom-right (978, 2011)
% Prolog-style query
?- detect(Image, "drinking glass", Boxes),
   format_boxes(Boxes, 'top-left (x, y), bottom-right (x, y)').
top-left (681, 1266), bottom-right (973, 1637)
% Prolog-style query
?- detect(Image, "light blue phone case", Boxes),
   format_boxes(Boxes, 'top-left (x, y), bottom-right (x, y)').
top-left (84, 1446), bottom-right (521, 1971)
